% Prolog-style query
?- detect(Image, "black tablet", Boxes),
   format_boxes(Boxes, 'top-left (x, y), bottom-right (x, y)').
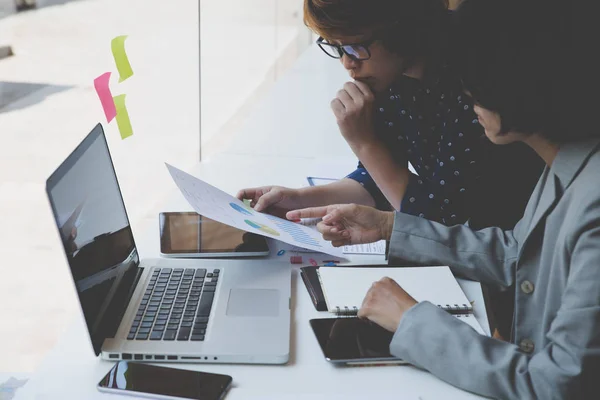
top-left (159, 212), bottom-right (270, 258)
top-left (309, 318), bottom-right (405, 365)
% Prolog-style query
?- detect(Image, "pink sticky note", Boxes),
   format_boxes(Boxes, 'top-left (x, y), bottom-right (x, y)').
top-left (94, 72), bottom-right (117, 123)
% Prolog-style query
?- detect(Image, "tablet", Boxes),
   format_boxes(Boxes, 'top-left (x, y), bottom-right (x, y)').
top-left (159, 212), bottom-right (270, 258)
top-left (306, 176), bottom-right (338, 187)
top-left (309, 318), bottom-right (405, 365)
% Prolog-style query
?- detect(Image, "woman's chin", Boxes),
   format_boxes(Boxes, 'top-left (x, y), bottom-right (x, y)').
top-left (485, 131), bottom-right (515, 145)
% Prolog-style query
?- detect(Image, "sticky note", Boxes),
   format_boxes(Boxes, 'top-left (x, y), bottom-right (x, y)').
top-left (93, 72), bottom-right (116, 122)
top-left (111, 35), bottom-right (134, 82)
top-left (290, 256), bottom-right (303, 264)
top-left (113, 94), bottom-right (133, 139)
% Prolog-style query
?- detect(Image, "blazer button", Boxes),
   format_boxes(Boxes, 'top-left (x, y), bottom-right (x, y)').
top-left (519, 338), bottom-right (535, 353)
top-left (520, 280), bottom-right (535, 294)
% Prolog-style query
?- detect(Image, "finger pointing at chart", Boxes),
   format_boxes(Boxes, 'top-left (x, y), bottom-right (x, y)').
top-left (287, 204), bottom-right (394, 247)
top-left (286, 206), bottom-right (329, 220)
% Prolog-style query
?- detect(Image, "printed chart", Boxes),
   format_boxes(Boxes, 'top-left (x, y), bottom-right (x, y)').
top-left (230, 202), bottom-right (253, 216)
top-left (166, 164), bottom-right (344, 257)
top-left (264, 214), bottom-right (320, 247)
top-left (245, 220), bottom-right (280, 236)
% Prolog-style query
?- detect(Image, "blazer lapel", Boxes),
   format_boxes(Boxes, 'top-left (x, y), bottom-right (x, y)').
top-left (518, 139), bottom-right (600, 259)
top-left (518, 170), bottom-right (560, 259)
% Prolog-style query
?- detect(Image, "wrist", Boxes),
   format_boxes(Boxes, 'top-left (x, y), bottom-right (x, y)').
top-left (290, 187), bottom-right (309, 208)
top-left (347, 134), bottom-right (381, 154)
top-left (297, 185), bottom-right (334, 208)
top-left (379, 211), bottom-right (395, 241)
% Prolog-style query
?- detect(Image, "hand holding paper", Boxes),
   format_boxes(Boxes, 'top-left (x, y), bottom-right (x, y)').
top-left (166, 164), bottom-right (344, 257)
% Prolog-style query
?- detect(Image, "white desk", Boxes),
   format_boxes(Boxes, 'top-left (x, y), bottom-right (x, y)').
top-left (17, 156), bottom-right (489, 400)
top-left (18, 46), bottom-right (490, 399)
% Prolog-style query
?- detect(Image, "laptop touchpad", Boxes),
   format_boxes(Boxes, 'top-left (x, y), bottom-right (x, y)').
top-left (226, 289), bottom-right (280, 317)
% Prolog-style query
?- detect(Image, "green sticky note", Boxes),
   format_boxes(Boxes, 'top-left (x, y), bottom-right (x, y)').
top-left (113, 94), bottom-right (133, 139)
top-left (111, 35), bottom-right (134, 82)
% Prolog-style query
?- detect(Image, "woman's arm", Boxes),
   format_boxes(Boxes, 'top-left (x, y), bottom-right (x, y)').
top-left (295, 178), bottom-right (377, 208)
top-left (350, 140), bottom-right (411, 211)
top-left (389, 221), bottom-right (600, 399)
top-left (330, 80), bottom-right (411, 211)
top-left (289, 203), bottom-right (522, 286)
top-left (388, 211), bottom-right (523, 287)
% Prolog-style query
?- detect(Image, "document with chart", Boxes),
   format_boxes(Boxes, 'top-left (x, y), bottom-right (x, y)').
top-left (166, 164), bottom-right (344, 257)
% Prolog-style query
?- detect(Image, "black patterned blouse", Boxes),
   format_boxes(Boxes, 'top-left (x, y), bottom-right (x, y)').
top-left (347, 66), bottom-right (526, 227)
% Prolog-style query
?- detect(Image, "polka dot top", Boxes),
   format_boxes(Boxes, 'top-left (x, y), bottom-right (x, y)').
top-left (347, 66), bottom-right (488, 226)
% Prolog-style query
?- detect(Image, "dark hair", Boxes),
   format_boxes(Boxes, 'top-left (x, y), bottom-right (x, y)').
top-left (453, 0), bottom-right (590, 143)
top-left (304, 0), bottom-right (450, 65)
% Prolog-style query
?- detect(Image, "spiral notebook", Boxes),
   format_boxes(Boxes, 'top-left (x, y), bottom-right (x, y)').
top-left (312, 266), bottom-right (484, 334)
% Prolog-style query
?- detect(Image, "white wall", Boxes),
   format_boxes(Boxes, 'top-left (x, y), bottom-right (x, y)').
top-left (0, 0), bottom-right (16, 19)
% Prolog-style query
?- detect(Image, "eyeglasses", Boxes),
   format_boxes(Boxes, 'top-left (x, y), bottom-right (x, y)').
top-left (316, 36), bottom-right (376, 61)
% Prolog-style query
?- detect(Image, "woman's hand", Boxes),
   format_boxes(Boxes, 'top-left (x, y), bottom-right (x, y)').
top-left (357, 277), bottom-right (418, 332)
top-left (331, 81), bottom-right (378, 147)
top-left (286, 204), bottom-right (394, 247)
top-left (237, 186), bottom-right (304, 217)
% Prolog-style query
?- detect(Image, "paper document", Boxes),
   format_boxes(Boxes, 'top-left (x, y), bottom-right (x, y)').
top-left (166, 164), bottom-right (344, 257)
top-left (343, 240), bottom-right (386, 255)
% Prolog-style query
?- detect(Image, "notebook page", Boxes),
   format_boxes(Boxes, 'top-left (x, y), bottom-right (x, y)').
top-left (318, 266), bottom-right (472, 312)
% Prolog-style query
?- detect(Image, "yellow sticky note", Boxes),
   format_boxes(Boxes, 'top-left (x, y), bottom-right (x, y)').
top-left (111, 35), bottom-right (134, 82)
top-left (113, 94), bottom-right (133, 139)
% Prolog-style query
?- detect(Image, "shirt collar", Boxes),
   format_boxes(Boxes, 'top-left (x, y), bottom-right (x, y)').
top-left (551, 138), bottom-right (600, 190)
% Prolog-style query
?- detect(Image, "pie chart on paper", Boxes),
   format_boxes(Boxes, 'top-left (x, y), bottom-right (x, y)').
top-left (244, 220), bottom-right (280, 236)
top-left (230, 202), bottom-right (253, 216)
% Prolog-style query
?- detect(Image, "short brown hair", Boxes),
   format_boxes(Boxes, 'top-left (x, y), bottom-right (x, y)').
top-left (304, 0), bottom-right (449, 61)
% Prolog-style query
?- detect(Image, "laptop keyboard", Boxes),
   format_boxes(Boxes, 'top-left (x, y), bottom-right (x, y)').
top-left (127, 268), bottom-right (219, 342)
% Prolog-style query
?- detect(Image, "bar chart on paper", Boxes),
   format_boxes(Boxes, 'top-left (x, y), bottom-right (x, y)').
top-left (263, 214), bottom-right (321, 248)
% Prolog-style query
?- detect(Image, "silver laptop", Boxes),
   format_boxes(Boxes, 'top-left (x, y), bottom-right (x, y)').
top-left (46, 124), bottom-right (291, 364)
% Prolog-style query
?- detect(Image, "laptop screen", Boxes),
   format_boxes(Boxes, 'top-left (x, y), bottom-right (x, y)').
top-left (46, 124), bottom-right (140, 355)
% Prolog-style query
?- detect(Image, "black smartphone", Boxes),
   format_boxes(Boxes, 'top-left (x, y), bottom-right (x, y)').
top-left (310, 318), bottom-right (405, 365)
top-left (97, 361), bottom-right (232, 400)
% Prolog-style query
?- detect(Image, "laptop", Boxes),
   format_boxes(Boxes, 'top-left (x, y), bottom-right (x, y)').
top-left (46, 124), bottom-right (291, 364)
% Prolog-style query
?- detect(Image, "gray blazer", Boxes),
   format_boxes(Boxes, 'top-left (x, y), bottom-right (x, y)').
top-left (387, 139), bottom-right (600, 399)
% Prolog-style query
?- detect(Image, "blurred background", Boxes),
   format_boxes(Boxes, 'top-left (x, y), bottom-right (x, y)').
top-left (0, 0), bottom-right (310, 379)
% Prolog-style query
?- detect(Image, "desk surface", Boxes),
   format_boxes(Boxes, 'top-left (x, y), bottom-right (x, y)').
top-left (18, 46), bottom-right (489, 400)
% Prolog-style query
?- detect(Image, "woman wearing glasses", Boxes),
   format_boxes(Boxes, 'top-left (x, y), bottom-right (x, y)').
top-left (288, 0), bottom-right (599, 398)
top-left (239, 0), bottom-right (541, 231)
top-left (238, 0), bottom-right (542, 337)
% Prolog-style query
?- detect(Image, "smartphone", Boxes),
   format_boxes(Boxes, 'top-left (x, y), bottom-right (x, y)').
top-left (159, 212), bottom-right (269, 258)
top-left (97, 361), bottom-right (232, 400)
top-left (309, 318), bottom-right (405, 365)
